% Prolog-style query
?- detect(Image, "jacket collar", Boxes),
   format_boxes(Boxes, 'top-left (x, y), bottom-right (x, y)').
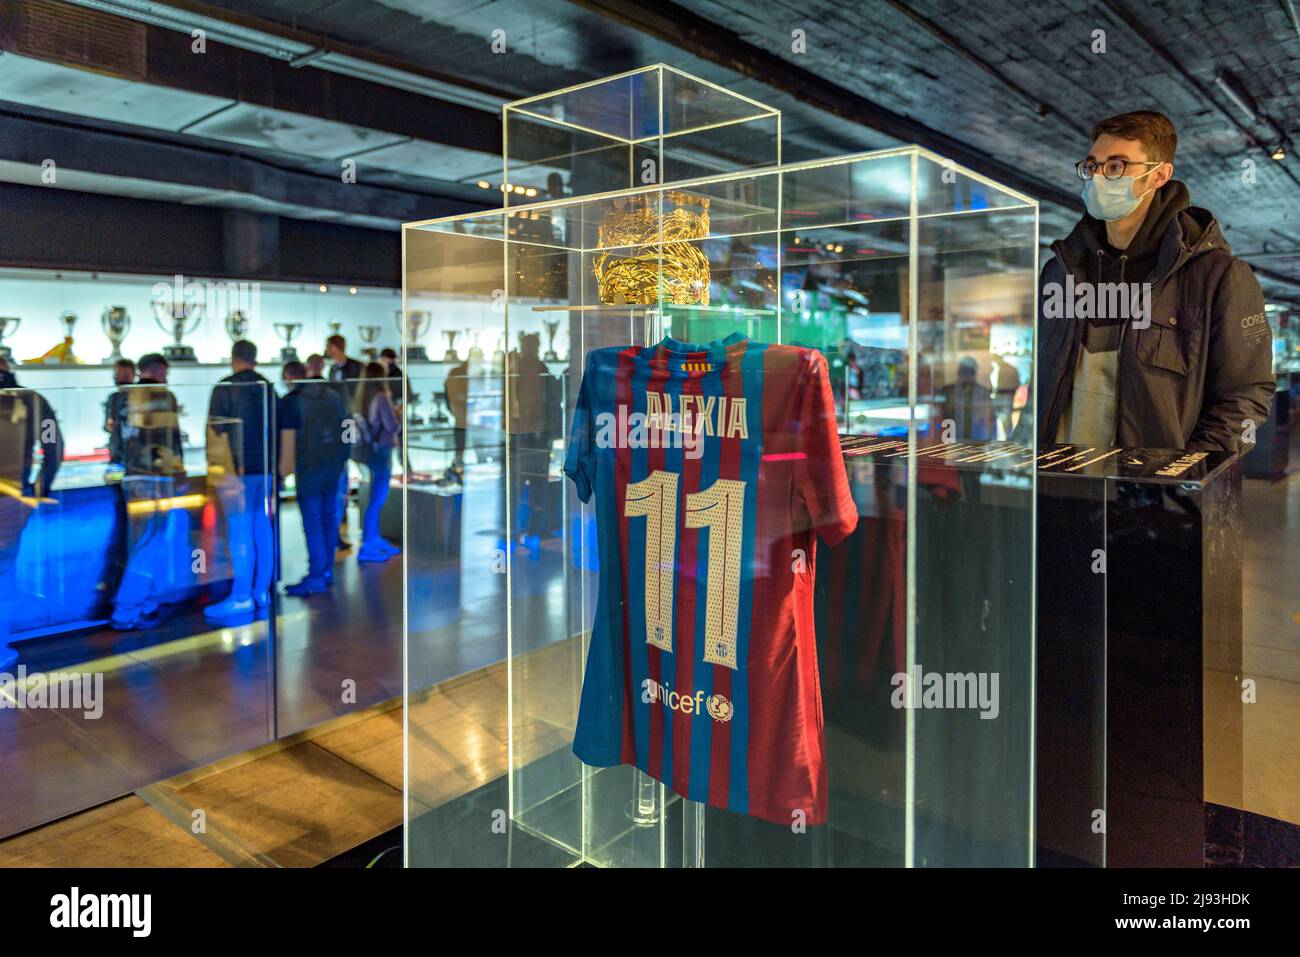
top-left (1054, 203), bottom-right (1226, 286)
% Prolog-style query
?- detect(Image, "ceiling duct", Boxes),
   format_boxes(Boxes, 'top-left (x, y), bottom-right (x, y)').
top-left (4, 0), bottom-right (147, 80)
top-left (57, 0), bottom-right (507, 113)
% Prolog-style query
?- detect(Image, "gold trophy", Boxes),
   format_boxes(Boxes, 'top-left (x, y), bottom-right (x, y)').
top-left (593, 191), bottom-right (711, 306)
top-left (27, 311), bottom-right (82, 364)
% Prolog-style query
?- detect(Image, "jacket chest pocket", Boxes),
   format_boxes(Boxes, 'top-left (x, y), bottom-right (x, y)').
top-left (1135, 312), bottom-right (1190, 376)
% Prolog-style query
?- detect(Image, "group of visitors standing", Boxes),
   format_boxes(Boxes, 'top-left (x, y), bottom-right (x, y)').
top-left (99, 334), bottom-right (403, 624)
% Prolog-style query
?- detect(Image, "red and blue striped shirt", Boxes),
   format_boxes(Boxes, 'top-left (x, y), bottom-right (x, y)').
top-left (564, 332), bottom-right (857, 825)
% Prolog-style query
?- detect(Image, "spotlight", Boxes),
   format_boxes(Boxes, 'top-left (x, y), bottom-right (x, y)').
top-left (477, 180), bottom-right (491, 189)
top-left (319, 284), bottom-right (329, 293)
top-left (1272, 146), bottom-right (1286, 161)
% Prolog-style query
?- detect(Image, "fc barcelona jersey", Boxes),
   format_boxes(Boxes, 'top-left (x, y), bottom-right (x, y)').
top-left (564, 332), bottom-right (858, 825)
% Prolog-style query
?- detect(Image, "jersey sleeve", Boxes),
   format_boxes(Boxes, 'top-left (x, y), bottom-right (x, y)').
top-left (563, 354), bottom-right (597, 503)
top-left (795, 351), bottom-right (858, 547)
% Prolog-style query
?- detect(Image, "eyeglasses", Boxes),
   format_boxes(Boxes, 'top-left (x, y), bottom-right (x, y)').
top-left (1076, 158), bottom-right (1162, 181)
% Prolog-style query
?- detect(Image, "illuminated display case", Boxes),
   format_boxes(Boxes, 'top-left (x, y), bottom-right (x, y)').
top-left (0, 269), bottom-right (404, 460)
top-left (503, 65), bottom-right (781, 204)
top-left (403, 67), bottom-right (1038, 867)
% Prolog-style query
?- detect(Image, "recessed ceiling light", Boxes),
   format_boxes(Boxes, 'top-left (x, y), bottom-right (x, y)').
top-left (477, 180), bottom-right (491, 189)
top-left (319, 284), bottom-right (329, 293)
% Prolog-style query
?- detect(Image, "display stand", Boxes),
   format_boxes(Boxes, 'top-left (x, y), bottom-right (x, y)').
top-left (1034, 444), bottom-right (1244, 867)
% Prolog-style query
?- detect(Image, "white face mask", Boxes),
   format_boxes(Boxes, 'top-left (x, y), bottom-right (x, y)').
top-left (1082, 163), bottom-right (1163, 221)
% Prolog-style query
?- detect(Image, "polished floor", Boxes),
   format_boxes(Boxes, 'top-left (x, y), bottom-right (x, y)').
top-left (1240, 473), bottom-right (1300, 825)
top-left (2, 459), bottom-right (1299, 859)
top-left (0, 462), bottom-right (522, 841)
top-left (0, 653), bottom-right (568, 867)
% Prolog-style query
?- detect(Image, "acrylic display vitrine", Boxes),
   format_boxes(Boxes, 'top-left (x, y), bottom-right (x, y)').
top-left (403, 67), bottom-right (1038, 867)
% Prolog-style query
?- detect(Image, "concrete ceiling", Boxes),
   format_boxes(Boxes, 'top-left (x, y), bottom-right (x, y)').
top-left (0, 0), bottom-right (1297, 302)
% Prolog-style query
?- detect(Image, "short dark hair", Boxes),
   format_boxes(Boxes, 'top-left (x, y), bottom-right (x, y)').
top-left (1090, 111), bottom-right (1177, 164)
top-left (232, 339), bottom-right (257, 364)
top-left (282, 360), bottom-right (306, 380)
top-left (115, 358), bottom-right (136, 371)
top-left (138, 353), bottom-right (168, 374)
top-left (380, 347), bottom-right (397, 360)
top-left (326, 334), bottom-right (346, 352)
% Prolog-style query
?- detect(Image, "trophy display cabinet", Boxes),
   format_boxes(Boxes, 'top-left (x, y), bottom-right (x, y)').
top-left (403, 66), bottom-right (1040, 867)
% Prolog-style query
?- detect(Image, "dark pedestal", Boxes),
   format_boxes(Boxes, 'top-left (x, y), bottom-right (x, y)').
top-left (1036, 444), bottom-right (1243, 868)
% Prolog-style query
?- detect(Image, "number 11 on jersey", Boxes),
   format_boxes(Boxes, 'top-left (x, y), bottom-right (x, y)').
top-left (624, 469), bottom-right (745, 670)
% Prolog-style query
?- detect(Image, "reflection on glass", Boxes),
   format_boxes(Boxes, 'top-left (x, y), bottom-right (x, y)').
top-left (406, 133), bottom-right (1037, 867)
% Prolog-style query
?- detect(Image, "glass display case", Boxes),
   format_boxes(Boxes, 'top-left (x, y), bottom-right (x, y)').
top-left (403, 68), bottom-right (1038, 867)
top-left (0, 378), bottom-right (278, 838)
top-left (0, 269), bottom-right (403, 454)
top-left (503, 65), bottom-right (781, 204)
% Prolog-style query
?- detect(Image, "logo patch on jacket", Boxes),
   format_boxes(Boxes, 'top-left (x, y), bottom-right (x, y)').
top-left (1239, 312), bottom-right (1270, 344)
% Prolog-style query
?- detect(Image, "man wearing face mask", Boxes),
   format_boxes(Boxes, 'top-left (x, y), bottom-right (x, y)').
top-left (1031, 111), bottom-right (1274, 451)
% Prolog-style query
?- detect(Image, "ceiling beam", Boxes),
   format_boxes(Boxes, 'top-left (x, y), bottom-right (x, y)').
top-left (0, 110), bottom-right (479, 226)
top-left (3, 0), bottom-right (504, 156)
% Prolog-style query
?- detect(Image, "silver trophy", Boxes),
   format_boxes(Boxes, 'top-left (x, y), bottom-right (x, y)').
top-left (490, 331), bottom-right (506, 366)
top-left (101, 307), bottom-right (130, 363)
top-left (275, 322), bottom-right (302, 362)
top-left (0, 316), bottom-right (20, 361)
top-left (328, 318), bottom-right (343, 338)
top-left (543, 319), bottom-right (561, 362)
top-left (466, 327), bottom-right (484, 362)
top-left (442, 329), bottom-right (460, 362)
top-left (395, 309), bottom-right (432, 361)
top-left (358, 324), bottom-right (381, 360)
top-left (225, 310), bottom-right (250, 360)
top-left (152, 298), bottom-right (202, 362)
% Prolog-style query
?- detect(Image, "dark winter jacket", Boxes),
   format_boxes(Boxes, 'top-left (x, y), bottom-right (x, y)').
top-left (1027, 181), bottom-right (1274, 451)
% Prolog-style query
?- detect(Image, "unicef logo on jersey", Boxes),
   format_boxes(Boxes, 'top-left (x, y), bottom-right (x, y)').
top-left (642, 680), bottom-right (733, 723)
top-left (706, 693), bottom-right (734, 723)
